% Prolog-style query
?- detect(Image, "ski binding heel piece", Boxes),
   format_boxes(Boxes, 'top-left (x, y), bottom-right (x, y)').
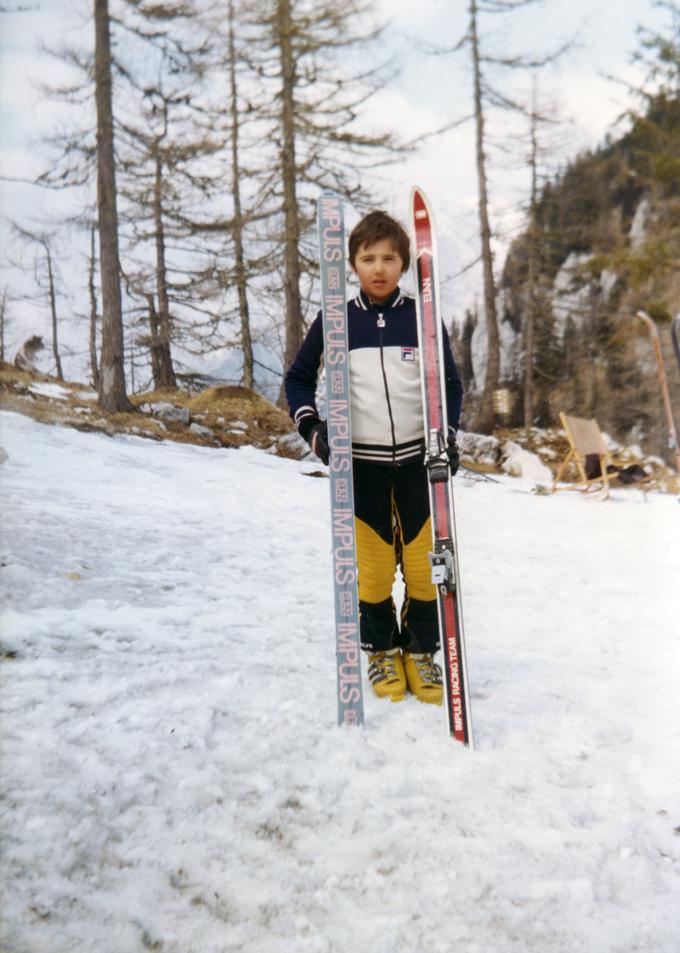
top-left (428, 540), bottom-right (455, 593)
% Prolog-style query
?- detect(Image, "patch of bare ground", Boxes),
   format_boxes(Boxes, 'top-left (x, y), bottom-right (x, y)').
top-left (1, 365), bottom-right (677, 491)
top-left (0, 367), bottom-right (302, 460)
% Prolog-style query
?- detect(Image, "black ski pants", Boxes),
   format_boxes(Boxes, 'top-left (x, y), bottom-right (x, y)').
top-left (353, 458), bottom-right (439, 655)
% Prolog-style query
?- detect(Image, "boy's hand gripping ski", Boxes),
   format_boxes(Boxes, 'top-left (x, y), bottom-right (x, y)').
top-left (317, 192), bottom-right (364, 727)
top-left (410, 186), bottom-right (474, 747)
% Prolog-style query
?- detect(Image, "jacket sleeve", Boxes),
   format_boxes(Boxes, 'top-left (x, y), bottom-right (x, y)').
top-left (284, 312), bottom-right (324, 439)
top-left (442, 323), bottom-right (464, 430)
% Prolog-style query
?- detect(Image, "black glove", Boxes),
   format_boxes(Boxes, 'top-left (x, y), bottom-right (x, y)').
top-left (310, 421), bottom-right (330, 465)
top-left (297, 414), bottom-right (330, 465)
top-left (447, 428), bottom-right (460, 476)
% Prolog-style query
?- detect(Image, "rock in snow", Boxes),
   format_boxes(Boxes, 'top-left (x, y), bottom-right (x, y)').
top-left (141, 401), bottom-right (191, 425)
top-left (189, 422), bottom-right (214, 439)
top-left (501, 440), bottom-right (553, 484)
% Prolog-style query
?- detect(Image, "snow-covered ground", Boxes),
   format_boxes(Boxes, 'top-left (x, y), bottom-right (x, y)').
top-left (1, 409), bottom-right (679, 953)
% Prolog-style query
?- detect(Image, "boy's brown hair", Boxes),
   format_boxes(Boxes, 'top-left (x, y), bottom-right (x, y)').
top-left (348, 210), bottom-right (410, 273)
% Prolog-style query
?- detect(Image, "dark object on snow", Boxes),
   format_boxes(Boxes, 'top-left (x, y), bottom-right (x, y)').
top-left (14, 335), bottom-right (44, 373)
top-left (460, 464), bottom-right (500, 484)
top-left (585, 454), bottom-right (647, 485)
top-left (672, 314), bottom-right (680, 378)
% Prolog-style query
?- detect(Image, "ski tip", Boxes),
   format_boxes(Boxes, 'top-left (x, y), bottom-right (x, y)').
top-left (319, 189), bottom-right (341, 204)
top-left (317, 191), bottom-right (344, 228)
top-left (410, 186), bottom-right (432, 224)
top-left (410, 185), bottom-right (425, 212)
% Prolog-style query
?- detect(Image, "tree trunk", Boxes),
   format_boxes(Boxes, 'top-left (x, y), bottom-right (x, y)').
top-left (523, 89), bottom-right (538, 429)
top-left (152, 146), bottom-right (177, 389)
top-left (277, 0), bottom-right (303, 406)
top-left (146, 293), bottom-right (164, 388)
top-left (462, 309), bottom-right (477, 392)
top-left (45, 245), bottom-right (64, 380)
top-left (94, 0), bottom-right (132, 412)
top-left (129, 338), bottom-right (136, 393)
top-left (470, 0), bottom-right (500, 434)
top-left (0, 288), bottom-right (7, 365)
top-left (228, 0), bottom-right (254, 391)
top-left (88, 225), bottom-right (100, 390)
top-left (523, 219), bottom-right (537, 428)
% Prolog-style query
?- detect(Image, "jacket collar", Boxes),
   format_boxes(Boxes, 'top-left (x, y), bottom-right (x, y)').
top-left (356, 287), bottom-right (405, 311)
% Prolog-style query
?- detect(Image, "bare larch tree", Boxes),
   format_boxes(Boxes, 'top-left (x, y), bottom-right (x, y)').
top-left (94, 0), bottom-right (132, 411)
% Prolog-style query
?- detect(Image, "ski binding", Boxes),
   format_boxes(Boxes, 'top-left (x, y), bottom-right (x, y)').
top-left (428, 540), bottom-right (455, 594)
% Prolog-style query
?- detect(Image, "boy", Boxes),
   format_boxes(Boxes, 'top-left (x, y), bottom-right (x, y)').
top-left (285, 210), bottom-right (462, 705)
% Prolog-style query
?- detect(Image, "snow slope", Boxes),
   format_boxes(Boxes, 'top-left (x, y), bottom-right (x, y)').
top-left (1, 409), bottom-right (679, 953)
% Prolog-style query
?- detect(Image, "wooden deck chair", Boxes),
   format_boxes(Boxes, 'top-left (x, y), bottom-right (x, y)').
top-left (552, 412), bottom-right (618, 499)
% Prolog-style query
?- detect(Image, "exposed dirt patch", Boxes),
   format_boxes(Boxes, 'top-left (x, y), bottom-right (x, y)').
top-left (0, 365), bottom-right (302, 459)
top-left (1, 364), bottom-right (677, 491)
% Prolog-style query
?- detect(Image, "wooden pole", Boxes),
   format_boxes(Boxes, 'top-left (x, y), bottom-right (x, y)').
top-left (637, 311), bottom-right (680, 473)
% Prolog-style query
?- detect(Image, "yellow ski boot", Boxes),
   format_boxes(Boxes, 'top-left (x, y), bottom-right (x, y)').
top-left (404, 652), bottom-right (443, 705)
top-left (367, 649), bottom-right (407, 702)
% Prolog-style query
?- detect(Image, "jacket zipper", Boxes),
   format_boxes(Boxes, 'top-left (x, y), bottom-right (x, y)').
top-left (377, 312), bottom-right (397, 464)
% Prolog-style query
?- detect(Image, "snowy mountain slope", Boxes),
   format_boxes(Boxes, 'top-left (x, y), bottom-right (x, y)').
top-left (1, 409), bottom-right (678, 953)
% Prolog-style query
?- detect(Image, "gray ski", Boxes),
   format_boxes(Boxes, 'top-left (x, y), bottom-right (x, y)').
top-left (317, 191), bottom-right (364, 727)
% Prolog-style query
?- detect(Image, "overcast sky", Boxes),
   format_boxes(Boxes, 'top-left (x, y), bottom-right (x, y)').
top-left (369, 0), bottom-right (669, 269)
top-left (0, 0), bottom-right (671, 378)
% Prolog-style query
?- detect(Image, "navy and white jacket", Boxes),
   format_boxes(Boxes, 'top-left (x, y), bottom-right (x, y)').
top-left (284, 287), bottom-right (463, 466)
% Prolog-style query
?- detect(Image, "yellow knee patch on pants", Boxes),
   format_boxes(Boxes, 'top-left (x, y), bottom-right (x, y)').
top-left (401, 519), bottom-right (436, 601)
top-left (355, 517), bottom-right (396, 603)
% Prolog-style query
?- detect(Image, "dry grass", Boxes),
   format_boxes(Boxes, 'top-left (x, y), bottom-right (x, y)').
top-left (189, 386), bottom-right (292, 437)
top-left (1, 364), bottom-right (677, 490)
top-left (0, 365), bottom-right (298, 457)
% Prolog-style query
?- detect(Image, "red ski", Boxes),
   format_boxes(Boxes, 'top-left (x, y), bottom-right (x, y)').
top-left (410, 187), bottom-right (474, 747)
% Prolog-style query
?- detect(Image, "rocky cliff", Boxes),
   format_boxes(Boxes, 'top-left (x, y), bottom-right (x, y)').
top-left (457, 97), bottom-right (680, 462)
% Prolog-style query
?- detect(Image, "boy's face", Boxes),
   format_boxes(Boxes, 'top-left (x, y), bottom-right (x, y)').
top-left (352, 238), bottom-right (404, 304)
